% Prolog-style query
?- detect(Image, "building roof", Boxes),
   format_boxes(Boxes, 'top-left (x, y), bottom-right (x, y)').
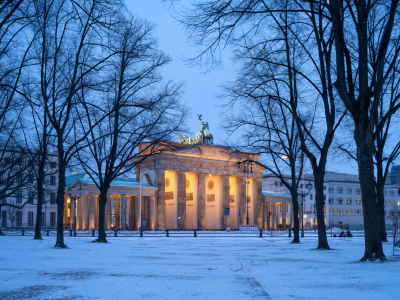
top-left (262, 191), bottom-right (292, 197)
top-left (66, 174), bottom-right (155, 189)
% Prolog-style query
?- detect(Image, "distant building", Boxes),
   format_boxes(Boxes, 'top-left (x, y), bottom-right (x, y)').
top-left (263, 171), bottom-right (400, 230)
top-left (387, 165), bottom-right (400, 186)
top-left (0, 150), bottom-right (58, 230)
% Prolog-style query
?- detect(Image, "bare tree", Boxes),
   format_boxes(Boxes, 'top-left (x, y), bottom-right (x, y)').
top-left (177, 0), bottom-right (346, 250)
top-left (32, 0), bottom-right (124, 248)
top-left (223, 83), bottom-right (304, 243)
top-left (75, 16), bottom-right (186, 243)
top-left (5, 201), bottom-right (18, 231)
top-left (325, 0), bottom-right (400, 261)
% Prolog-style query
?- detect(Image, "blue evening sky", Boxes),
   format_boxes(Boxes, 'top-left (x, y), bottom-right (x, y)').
top-left (126, 1), bottom-right (359, 175)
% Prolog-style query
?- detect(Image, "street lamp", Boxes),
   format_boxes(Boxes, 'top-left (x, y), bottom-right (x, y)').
top-left (243, 162), bottom-right (253, 226)
top-left (298, 181), bottom-right (311, 237)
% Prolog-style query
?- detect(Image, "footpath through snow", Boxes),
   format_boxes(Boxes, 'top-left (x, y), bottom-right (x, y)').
top-left (0, 236), bottom-right (397, 299)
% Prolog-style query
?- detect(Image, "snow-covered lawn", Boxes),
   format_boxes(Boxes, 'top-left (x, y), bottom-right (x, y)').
top-left (0, 235), bottom-right (398, 299)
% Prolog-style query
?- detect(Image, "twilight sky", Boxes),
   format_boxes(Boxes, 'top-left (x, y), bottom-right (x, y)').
top-left (126, 1), bottom-right (360, 175)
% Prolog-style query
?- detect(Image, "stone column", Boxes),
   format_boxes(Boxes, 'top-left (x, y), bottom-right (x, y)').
top-left (77, 196), bottom-right (82, 230)
top-left (276, 203), bottom-right (280, 230)
top-left (272, 202), bottom-right (276, 230)
top-left (156, 170), bottom-right (166, 230)
top-left (83, 194), bottom-right (89, 230)
top-left (105, 195), bottom-right (111, 230)
top-left (282, 203), bottom-right (287, 231)
top-left (150, 196), bottom-right (156, 230)
top-left (70, 197), bottom-right (76, 229)
top-left (221, 176), bottom-right (230, 229)
top-left (63, 197), bottom-right (68, 225)
top-left (197, 174), bottom-right (206, 230)
top-left (177, 172), bottom-right (186, 230)
top-left (290, 204), bottom-right (294, 229)
top-left (238, 177), bottom-right (246, 226)
top-left (120, 195), bottom-right (127, 230)
top-left (115, 197), bottom-right (120, 231)
top-left (135, 195), bottom-right (141, 230)
top-left (128, 196), bottom-right (135, 230)
top-left (254, 179), bottom-right (263, 228)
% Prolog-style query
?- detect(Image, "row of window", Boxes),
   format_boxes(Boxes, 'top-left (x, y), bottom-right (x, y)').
top-left (0, 174), bottom-right (56, 185)
top-left (1, 211), bottom-right (56, 227)
top-left (328, 198), bottom-right (362, 205)
top-left (12, 192), bottom-right (56, 204)
top-left (1, 158), bottom-right (57, 168)
top-left (329, 209), bottom-right (362, 216)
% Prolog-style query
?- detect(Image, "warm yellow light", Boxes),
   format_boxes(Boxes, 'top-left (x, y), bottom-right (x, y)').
top-left (165, 170), bottom-right (168, 173)
top-left (209, 174), bottom-right (211, 177)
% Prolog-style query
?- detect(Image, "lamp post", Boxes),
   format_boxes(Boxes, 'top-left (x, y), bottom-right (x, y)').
top-left (298, 181), bottom-right (311, 237)
top-left (243, 161), bottom-right (253, 226)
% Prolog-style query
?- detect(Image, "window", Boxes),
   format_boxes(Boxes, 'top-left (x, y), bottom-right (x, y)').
top-left (307, 184), bottom-right (313, 189)
top-left (42, 212), bottom-right (45, 225)
top-left (329, 198), bottom-right (334, 204)
top-left (337, 187), bottom-right (343, 194)
top-left (275, 182), bottom-right (278, 186)
top-left (2, 211), bottom-right (6, 227)
top-left (286, 204), bottom-right (288, 212)
top-left (384, 190), bottom-right (387, 196)
top-left (28, 211), bottom-right (34, 226)
top-left (329, 187), bottom-right (334, 193)
top-left (16, 190), bottom-right (22, 203)
top-left (337, 209), bottom-right (343, 216)
top-left (324, 206), bottom-right (326, 213)
top-left (280, 182), bottom-right (283, 187)
top-left (385, 200), bottom-right (387, 206)
top-left (310, 194), bottom-right (313, 200)
top-left (356, 209), bottom-right (361, 216)
top-left (50, 162), bottom-right (56, 168)
top-left (346, 188), bottom-right (352, 194)
top-left (347, 199), bottom-right (352, 205)
top-left (300, 184), bottom-right (303, 188)
top-left (50, 193), bottom-right (56, 204)
top-left (398, 200), bottom-right (400, 207)
top-left (28, 191), bottom-right (34, 204)
top-left (337, 198), bottom-right (343, 205)
top-left (28, 174), bottom-right (34, 183)
top-left (50, 212), bottom-right (56, 226)
top-left (356, 199), bottom-right (361, 205)
top-left (356, 189), bottom-right (361, 194)
top-left (324, 186), bottom-right (326, 190)
top-left (346, 209), bottom-right (352, 216)
top-left (329, 209), bottom-right (334, 215)
top-left (310, 205), bottom-right (312, 212)
top-left (50, 176), bottom-right (56, 185)
top-left (16, 211), bottom-right (22, 226)
top-left (389, 200), bottom-right (395, 206)
top-left (323, 195), bottom-right (326, 200)
top-left (390, 190), bottom-right (395, 196)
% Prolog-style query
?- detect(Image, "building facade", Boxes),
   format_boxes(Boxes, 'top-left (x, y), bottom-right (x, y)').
top-left (0, 151), bottom-right (58, 230)
top-left (263, 171), bottom-right (400, 230)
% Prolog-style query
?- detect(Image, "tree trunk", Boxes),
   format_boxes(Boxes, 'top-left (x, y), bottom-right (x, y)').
top-left (54, 164), bottom-right (67, 248)
top-left (94, 192), bottom-right (108, 243)
top-left (314, 175), bottom-right (330, 250)
top-left (33, 188), bottom-right (43, 240)
top-left (291, 195), bottom-right (300, 243)
top-left (357, 138), bottom-right (386, 261)
top-left (0, 207), bottom-right (4, 235)
top-left (376, 178), bottom-right (388, 242)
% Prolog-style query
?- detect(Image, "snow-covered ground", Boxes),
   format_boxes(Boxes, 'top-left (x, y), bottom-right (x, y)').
top-left (0, 235), bottom-right (398, 299)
